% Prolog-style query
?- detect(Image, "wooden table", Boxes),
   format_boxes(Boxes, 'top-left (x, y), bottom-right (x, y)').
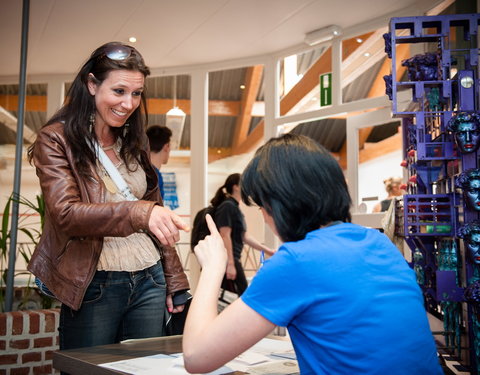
top-left (54, 335), bottom-right (184, 375)
top-left (53, 335), bottom-right (298, 375)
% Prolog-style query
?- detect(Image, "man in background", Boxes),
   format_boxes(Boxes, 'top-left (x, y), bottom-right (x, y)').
top-left (147, 125), bottom-right (172, 200)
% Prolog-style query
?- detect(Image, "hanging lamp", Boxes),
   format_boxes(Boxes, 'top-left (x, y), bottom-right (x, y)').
top-left (166, 75), bottom-right (186, 150)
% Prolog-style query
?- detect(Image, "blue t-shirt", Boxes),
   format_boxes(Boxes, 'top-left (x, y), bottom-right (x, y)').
top-left (242, 223), bottom-right (442, 375)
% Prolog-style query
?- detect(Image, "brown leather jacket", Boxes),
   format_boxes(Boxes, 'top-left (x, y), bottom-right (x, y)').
top-left (27, 122), bottom-right (189, 310)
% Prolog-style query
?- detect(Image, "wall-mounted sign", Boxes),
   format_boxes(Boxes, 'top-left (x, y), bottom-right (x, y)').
top-left (320, 72), bottom-right (332, 107)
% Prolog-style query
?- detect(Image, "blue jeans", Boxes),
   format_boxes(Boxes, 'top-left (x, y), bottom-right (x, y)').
top-left (59, 261), bottom-right (167, 350)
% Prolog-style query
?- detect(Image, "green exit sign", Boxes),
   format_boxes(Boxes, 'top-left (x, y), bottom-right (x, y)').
top-left (320, 73), bottom-right (332, 107)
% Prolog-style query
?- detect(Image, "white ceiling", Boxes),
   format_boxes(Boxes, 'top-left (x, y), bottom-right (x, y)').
top-left (0, 0), bottom-right (448, 78)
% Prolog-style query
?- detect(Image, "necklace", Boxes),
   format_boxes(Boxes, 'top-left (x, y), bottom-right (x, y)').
top-left (100, 167), bottom-right (118, 194)
top-left (99, 137), bottom-right (118, 151)
top-left (101, 144), bottom-right (115, 151)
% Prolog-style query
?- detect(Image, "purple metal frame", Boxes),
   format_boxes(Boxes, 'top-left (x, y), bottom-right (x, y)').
top-left (385, 13), bottom-right (480, 371)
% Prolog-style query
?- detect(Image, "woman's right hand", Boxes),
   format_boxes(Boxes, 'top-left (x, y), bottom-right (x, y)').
top-left (148, 205), bottom-right (189, 247)
top-left (226, 263), bottom-right (236, 280)
top-left (194, 214), bottom-right (227, 273)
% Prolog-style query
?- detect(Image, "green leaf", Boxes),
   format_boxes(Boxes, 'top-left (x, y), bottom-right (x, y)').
top-left (0, 196), bottom-right (12, 258)
top-left (18, 228), bottom-right (36, 247)
top-left (36, 195), bottom-right (45, 230)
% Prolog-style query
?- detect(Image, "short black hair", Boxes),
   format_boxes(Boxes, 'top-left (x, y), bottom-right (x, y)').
top-left (147, 125), bottom-right (172, 152)
top-left (241, 133), bottom-right (351, 243)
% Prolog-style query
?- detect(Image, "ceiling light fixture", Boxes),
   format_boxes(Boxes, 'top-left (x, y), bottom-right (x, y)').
top-left (128, 37), bottom-right (137, 43)
top-left (304, 25), bottom-right (343, 46)
top-left (166, 76), bottom-right (186, 150)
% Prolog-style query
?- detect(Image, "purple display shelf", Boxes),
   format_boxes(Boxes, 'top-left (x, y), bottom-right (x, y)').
top-left (386, 13), bottom-right (479, 370)
top-left (401, 113), bottom-right (458, 163)
top-left (415, 112), bottom-right (457, 160)
top-left (413, 164), bottom-right (443, 194)
top-left (436, 270), bottom-right (464, 302)
top-left (403, 194), bottom-right (458, 237)
top-left (387, 14), bottom-right (480, 116)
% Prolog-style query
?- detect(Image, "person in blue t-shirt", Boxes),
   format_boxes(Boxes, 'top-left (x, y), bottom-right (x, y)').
top-left (146, 125), bottom-right (172, 200)
top-left (183, 134), bottom-right (442, 375)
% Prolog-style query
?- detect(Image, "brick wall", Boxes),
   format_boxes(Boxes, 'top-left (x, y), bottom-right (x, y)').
top-left (0, 309), bottom-right (60, 375)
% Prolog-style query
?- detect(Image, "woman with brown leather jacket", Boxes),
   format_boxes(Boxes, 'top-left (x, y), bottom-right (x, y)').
top-left (27, 42), bottom-right (190, 351)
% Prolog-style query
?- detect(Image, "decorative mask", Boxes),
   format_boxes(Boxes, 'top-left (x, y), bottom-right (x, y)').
top-left (456, 169), bottom-right (480, 211)
top-left (401, 52), bottom-right (438, 81)
top-left (458, 221), bottom-right (480, 264)
top-left (447, 112), bottom-right (480, 154)
top-left (464, 280), bottom-right (480, 319)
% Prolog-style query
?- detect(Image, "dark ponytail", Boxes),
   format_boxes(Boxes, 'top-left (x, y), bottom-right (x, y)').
top-left (210, 173), bottom-right (240, 207)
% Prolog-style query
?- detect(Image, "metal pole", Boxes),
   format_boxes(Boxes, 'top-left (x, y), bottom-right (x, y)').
top-left (5, 0), bottom-right (30, 312)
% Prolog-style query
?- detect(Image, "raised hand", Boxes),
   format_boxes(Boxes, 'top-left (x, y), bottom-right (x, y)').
top-left (194, 214), bottom-right (227, 272)
top-left (148, 205), bottom-right (190, 247)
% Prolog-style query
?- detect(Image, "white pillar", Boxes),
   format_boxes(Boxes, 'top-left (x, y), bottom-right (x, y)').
top-left (347, 107), bottom-right (395, 213)
top-left (331, 38), bottom-right (342, 106)
top-left (346, 115), bottom-right (360, 213)
top-left (188, 70), bottom-right (209, 293)
top-left (263, 57), bottom-right (279, 141)
top-left (263, 58), bottom-right (280, 250)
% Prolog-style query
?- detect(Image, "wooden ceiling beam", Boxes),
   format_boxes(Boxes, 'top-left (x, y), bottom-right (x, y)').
top-left (232, 65), bottom-right (263, 150)
top-left (233, 34), bottom-right (373, 155)
top-left (0, 95), bottom-right (47, 112)
top-left (358, 43), bottom-right (410, 149)
top-left (0, 106), bottom-right (36, 143)
top-left (280, 49), bottom-right (332, 116)
top-left (234, 43), bottom-right (336, 155)
top-left (359, 131), bottom-right (402, 163)
top-left (337, 42), bottom-right (410, 169)
top-left (0, 94), bottom-right (265, 117)
top-left (169, 147), bottom-right (234, 165)
top-left (231, 116), bottom-right (264, 155)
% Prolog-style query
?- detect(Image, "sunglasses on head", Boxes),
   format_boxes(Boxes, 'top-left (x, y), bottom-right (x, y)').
top-left (103, 44), bottom-right (133, 61)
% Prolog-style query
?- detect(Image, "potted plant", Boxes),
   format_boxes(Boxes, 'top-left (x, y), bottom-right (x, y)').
top-left (0, 193), bottom-right (57, 311)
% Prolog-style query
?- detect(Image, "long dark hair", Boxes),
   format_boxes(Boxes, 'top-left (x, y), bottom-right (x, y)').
top-left (28, 42), bottom-right (151, 176)
top-left (210, 173), bottom-right (241, 208)
top-left (241, 134), bottom-right (351, 242)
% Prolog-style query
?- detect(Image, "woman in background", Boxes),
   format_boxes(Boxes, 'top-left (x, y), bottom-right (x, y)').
top-left (184, 134), bottom-right (442, 375)
top-left (211, 173), bottom-right (273, 296)
top-left (373, 176), bottom-right (404, 212)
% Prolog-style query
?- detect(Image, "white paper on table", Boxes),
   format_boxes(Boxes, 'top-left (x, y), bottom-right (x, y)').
top-left (100, 354), bottom-right (175, 374)
top-left (99, 337), bottom-right (297, 375)
top-left (100, 353), bottom-right (233, 375)
top-left (230, 351), bottom-right (270, 366)
top-left (248, 338), bottom-right (297, 361)
top-left (270, 351), bottom-right (297, 360)
top-left (247, 359), bottom-right (299, 374)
